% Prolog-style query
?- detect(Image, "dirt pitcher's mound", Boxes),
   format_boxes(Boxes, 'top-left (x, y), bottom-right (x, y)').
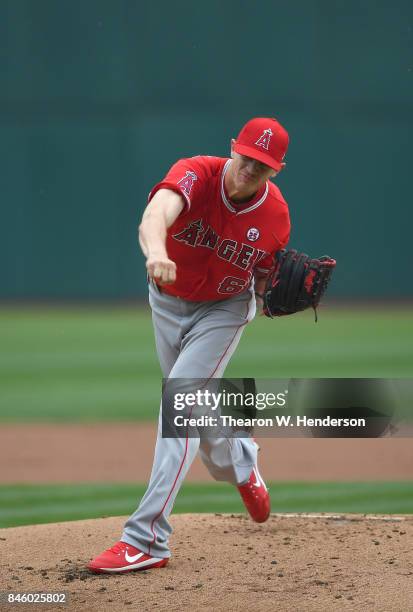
top-left (0, 514), bottom-right (412, 612)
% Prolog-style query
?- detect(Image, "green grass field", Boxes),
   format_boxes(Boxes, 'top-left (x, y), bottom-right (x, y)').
top-left (1, 305), bottom-right (412, 422)
top-left (1, 306), bottom-right (412, 527)
top-left (1, 481), bottom-right (412, 528)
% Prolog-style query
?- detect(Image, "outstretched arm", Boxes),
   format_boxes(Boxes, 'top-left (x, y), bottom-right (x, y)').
top-left (138, 188), bottom-right (184, 285)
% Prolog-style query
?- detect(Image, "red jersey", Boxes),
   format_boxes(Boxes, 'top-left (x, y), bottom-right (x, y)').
top-left (148, 156), bottom-right (290, 301)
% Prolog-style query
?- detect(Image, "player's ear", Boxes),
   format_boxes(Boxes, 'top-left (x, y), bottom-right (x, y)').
top-left (230, 138), bottom-right (236, 158)
top-left (273, 162), bottom-right (286, 177)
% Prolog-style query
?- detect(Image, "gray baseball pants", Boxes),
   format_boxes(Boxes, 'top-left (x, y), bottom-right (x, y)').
top-left (121, 282), bottom-right (258, 558)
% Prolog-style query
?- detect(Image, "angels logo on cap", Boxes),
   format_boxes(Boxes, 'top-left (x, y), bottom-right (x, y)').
top-left (255, 128), bottom-right (273, 151)
top-left (234, 117), bottom-right (289, 171)
top-left (247, 227), bottom-right (260, 242)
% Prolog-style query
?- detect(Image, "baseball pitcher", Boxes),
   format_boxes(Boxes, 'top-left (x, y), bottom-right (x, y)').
top-left (87, 117), bottom-right (335, 573)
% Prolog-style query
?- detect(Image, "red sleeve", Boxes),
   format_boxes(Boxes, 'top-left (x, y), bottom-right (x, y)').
top-left (255, 206), bottom-right (291, 277)
top-left (255, 254), bottom-right (276, 277)
top-left (148, 157), bottom-right (207, 212)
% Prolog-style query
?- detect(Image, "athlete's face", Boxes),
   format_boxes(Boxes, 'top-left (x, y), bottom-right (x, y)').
top-left (229, 139), bottom-right (279, 195)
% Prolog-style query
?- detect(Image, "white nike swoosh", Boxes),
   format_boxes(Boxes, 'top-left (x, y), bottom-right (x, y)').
top-left (125, 551), bottom-right (144, 563)
top-left (251, 468), bottom-right (261, 488)
top-left (102, 556), bottom-right (165, 572)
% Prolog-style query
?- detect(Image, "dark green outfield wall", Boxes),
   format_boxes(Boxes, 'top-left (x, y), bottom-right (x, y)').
top-left (1, 0), bottom-right (412, 298)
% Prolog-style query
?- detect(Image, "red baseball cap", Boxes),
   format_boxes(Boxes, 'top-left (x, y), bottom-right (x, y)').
top-left (233, 117), bottom-right (289, 171)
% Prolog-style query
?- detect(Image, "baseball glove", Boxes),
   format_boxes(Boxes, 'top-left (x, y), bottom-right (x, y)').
top-left (262, 249), bottom-right (336, 321)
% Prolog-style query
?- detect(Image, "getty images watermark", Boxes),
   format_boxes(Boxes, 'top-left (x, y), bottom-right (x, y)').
top-left (161, 378), bottom-right (411, 438)
top-left (172, 388), bottom-right (365, 429)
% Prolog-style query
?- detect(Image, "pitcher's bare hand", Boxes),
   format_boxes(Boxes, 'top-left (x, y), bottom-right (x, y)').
top-left (146, 254), bottom-right (177, 285)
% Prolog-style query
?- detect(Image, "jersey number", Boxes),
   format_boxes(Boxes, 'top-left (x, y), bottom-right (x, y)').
top-left (218, 276), bottom-right (248, 294)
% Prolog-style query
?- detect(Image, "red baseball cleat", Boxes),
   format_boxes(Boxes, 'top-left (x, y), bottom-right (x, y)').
top-left (87, 541), bottom-right (169, 574)
top-left (237, 466), bottom-right (270, 523)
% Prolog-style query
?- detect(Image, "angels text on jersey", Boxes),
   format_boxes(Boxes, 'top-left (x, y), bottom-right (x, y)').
top-left (172, 218), bottom-right (268, 272)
